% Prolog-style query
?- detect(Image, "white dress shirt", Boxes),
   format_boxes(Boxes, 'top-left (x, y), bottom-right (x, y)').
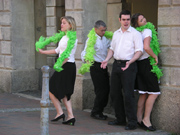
top-left (55, 35), bottom-right (78, 62)
top-left (138, 29), bottom-right (152, 60)
top-left (110, 26), bottom-right (143, 60)
top-left (81, 34), bottom-right (111, 62)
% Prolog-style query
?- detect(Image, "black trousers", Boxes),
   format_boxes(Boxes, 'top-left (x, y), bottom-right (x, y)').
top-left (90, 62), bottom-right (110, 115)
top-left (110, 60), bottom-right (137, 125)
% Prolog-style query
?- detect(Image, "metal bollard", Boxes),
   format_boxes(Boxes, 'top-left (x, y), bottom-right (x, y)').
top-left (40, 65), bottom-right (50, 135)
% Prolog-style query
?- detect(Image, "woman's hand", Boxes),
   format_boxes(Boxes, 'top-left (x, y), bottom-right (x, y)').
top-left (154, 55), bottom-right (158, 65)
top-left (38, 49), bottom-right (56, 55)
top-left (38, 49), bottom-right (44, 54)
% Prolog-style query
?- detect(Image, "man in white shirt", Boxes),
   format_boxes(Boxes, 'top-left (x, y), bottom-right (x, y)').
top-left (81, 20), bottom-right (111, 120)
top-left (101, 10), bottom-right (143, 130)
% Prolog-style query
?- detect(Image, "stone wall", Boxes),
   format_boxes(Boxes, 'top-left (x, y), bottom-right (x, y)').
top-left (0, 0), bottom-right (12, 92)
top-left (0, 0), bottom-right (39, 93)
top-left (46, 0), bottom-right (65, 69)
top-left (151, 0), bottom-right (180, 133)
top-left (65, 0), bottom-right (110, 110)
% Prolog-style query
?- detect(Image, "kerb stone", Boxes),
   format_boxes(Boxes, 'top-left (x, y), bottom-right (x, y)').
top-left (0, 55), bottom-right (4, 68)
top-left (46, 0), bottom-right (56, 7)
top-left (3, 0), bottom-right (11, 11)
top-left (4, 55), bottom-right (12, 69)
top-left (171, 27), bottom-right (180, 46)
top-left (158, 7), bottom-right (180, 25)
top-left (158, 27), bottom-right (170, 45)
top-left (172, 0), bottom-right (180, 5)
top-left (1, 41), bottom-right (11, 54)
top-left (158, 0), bottom-right (171, 6)
top-left (46, 7), bottom-right (56, 16)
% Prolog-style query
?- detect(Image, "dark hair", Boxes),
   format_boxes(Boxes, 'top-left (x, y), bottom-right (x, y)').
top-left (94, 20), bottom-right (106, 28)
top-left (131, 13), bottom-right (143, 28)
top-left (119, 10), bottom-right (131, 19)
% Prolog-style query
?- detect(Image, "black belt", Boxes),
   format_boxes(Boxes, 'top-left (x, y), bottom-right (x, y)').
top-left (115, 59), bottom-right (128, 64)
top-left (94, 61), bottom-right (101, 64)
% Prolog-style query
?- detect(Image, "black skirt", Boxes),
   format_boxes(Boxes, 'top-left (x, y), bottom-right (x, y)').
top-left (49, 62), bottom-right (76, 101)
top-left (135, 58), bottom-right (160, 94)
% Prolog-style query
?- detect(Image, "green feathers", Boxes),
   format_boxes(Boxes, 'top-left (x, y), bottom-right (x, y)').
top-left (35, 31), bottom-right (77, 72)
top-left (136, 22), bottom-right (163, 80)
top-left (78, 28), bottom-right (113, 75)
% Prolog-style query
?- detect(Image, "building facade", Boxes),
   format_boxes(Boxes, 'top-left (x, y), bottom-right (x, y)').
top-left (0, 0), bottom-right (179, 133)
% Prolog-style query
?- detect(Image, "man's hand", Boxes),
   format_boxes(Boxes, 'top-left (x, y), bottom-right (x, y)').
top-left (101, 60), bottom-right (108, 69)
top-left (121, 61), bottom-right (130, 71)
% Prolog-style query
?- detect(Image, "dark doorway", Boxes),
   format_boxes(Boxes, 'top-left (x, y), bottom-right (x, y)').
top-left (123, 0), bottom-right (158, 28)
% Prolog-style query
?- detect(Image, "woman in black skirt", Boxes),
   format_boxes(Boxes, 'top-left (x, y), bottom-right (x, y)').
top-left (38, 16), bottom-right (77, 126)
top-left (131, 14), bottom-right (161, 131)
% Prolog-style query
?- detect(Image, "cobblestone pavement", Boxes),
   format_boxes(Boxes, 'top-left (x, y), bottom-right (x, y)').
top-left (0, 92), bottom-right (172, 135)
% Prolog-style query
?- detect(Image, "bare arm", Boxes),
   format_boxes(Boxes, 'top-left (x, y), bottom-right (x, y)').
top-left (63, 58), bottom-right (69, 65)
top-left (128, 51), bottom-right (142, 65)
top-left (39, 49), bottom-right (56, 55)
top-left (39, 49), bottom-right (69, 65)
top-left (101, 49), bottom-right (114, 69)
top-left (81, 39), bottom-right (88, 62)
top-left (144, 37), bottom-right (158, 65)
top-left (121, 51), bottom-right (142, 71)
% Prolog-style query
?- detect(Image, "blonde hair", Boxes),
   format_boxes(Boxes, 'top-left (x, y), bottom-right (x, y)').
top-left (60, 16), bottom-right (76, 31)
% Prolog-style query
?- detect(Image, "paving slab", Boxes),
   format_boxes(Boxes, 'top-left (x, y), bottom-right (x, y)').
top-left (0, 93), bottom-right (171, 135)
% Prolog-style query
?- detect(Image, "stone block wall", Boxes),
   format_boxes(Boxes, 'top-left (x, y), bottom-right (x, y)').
top-left (0, 0), bottom-right (14, 92)
top-left (0, 0), bottom-right (39, 93)
top-left (0, 0), bottom-right (12, 71)
top-left (151, 0), bottom-right (180, 133)
top-left (65, 0), bottom-right (84, 110)
top-left (46, 0), bottom-right (65, 68)
top-left (65, 0), bottom-right (109, 110)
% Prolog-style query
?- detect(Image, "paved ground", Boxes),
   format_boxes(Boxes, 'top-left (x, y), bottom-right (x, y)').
top-left (0, 92), bottom-right (172, 135)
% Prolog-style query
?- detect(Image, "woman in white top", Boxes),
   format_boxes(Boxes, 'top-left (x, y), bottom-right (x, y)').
top-left (131, 13), bottom-right (160, 131)
top-left (38, 16), bottom-right (78, 126)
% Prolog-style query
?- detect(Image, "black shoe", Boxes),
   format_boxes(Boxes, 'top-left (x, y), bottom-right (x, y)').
top-left (137, 122), bottom-right (143, 127)
top-left (91, 113), bottom-right (107, 120)
top-left (125, 124), bottom-right (137, 130)
top-left (108, 119), bottom-right (126, 126)
top-left (51, 113), bottom-right (65, 122)
top-left (100, 113), bottom-right (108, 119)
top-left (141, 121), bottom-right (156, 131)
top-left (62, 118), bottom-right (76, 126)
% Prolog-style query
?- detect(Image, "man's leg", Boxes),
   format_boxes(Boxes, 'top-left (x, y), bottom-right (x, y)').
top-left (121, 62), bottom-right (137, 129)
top-left (90, 62), bottom-right (110, 119)
top-left (109, 61), bottom-right (126, 124)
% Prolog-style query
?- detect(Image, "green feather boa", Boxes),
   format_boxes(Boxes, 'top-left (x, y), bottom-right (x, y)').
top-left (78, 28), bottom-right (113, 75)
top-left (136, 22), bottom-right (163, 80)
top-left (35, 31), bottom-right (77, 72)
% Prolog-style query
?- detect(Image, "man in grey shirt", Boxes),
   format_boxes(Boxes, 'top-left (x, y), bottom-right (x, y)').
top-left (81, 20), bottom-right (111, 120)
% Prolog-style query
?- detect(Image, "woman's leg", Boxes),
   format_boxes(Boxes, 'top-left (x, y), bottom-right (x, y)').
top-left (63, 96), bottom-right (74, 120)
top-left (137, 94), bottom-right (147, 123)
top-left (142, 94), bottom-right (158, 126)
top-left (49, 92), bottom-right (64, 118)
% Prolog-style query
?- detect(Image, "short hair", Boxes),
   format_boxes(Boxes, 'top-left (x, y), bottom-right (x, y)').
top-left (119, 10), bottom-right (131, 19)
top-left (131, 13), bottom-right (143, 28)
top-left (94, 20), bottom-right (106, 29)
top-left (60, 16), bottom-right (76, 31)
